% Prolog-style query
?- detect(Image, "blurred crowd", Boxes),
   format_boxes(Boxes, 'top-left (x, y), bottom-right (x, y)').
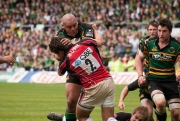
top-left (0, 0), bottom-right (180, 72)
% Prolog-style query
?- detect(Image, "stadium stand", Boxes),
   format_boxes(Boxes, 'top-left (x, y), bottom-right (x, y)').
top-left (0, 0), bottom-right (180, 72)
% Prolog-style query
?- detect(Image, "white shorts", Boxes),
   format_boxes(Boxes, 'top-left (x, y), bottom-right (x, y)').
top-left (77, 77), bottom-right (115, 111)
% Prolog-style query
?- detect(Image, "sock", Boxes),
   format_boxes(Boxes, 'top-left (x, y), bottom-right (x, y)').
top-left (86, 118), bottom-right (94, 121)
top-left (107, 117), bottom-right (117, 121)
top-left (154, 109), bottom-right (167, 121)
top-left (65, 110), bottom-right (76, 121)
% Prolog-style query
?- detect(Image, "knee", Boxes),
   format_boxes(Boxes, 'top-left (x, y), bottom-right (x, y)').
top-left (67, 96), bottom-right (77, 107)
top-left (155, 100), bottom-right (166, 108)
top-left (170, 109), bottom-right (179, 119)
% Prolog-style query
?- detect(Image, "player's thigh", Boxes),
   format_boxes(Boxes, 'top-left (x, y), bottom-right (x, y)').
top-left (66, 83), bottom-right (82, 100)
top-left (76, 105), bottom-right (92, 120)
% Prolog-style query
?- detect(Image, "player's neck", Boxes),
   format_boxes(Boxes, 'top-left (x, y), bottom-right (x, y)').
top-left (158, 38), bottom-right (170, 49)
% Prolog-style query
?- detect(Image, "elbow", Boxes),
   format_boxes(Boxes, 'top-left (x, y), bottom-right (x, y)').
top-left (57, 71), bottom-right (64, 76)
top-left (97, 38), bottom-right (105, 47)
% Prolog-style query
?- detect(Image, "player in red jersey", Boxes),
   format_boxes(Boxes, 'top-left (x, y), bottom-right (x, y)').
top-left (49, 36), bottom-right (117, 121)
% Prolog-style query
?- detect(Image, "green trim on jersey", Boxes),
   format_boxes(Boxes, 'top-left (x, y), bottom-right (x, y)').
top-left (142, 36), bottom-right (180, 78)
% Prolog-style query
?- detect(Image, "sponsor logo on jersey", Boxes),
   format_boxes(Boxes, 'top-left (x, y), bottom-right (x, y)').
top-left (85, 29), bottom-right (93, 37)
top-left (68, 44), bottom-right (79, 57)
top-left (75, 60), bottom-right (81, 66)
top-left (80, 48), bottom-right (92, 60)
top-left (152, 52), bottom-right (172, 61)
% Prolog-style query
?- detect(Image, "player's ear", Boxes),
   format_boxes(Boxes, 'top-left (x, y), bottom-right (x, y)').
top-left (61, 22), bottom-right (64, 29)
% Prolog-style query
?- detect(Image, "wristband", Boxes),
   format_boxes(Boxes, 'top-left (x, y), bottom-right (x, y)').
top-left (138, 75), bottom-right (144, 79)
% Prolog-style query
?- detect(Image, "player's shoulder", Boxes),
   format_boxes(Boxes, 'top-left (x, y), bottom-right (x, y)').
top-left (140, 36), bottom-right (149, 41)
top-left (79, 38), bottom-right (97, 45)
top-left (139, 36), bottom-right (149, 44)
top-left (146, 35), bottom-right (158, 44)
top-left (171, 36), bottom-right (180, 45)
top-left (56, 28), bottom-right (66, 37)
top-left (79, 22), bottom-right (92, 29)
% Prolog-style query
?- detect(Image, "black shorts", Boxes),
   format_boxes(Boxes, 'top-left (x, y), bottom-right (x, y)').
top-left (66, 73), bottom-right (82, 85)
top-left (147, 77), bottom-right (179, 101)
top-left (139, 88), bottom-right (152, 101)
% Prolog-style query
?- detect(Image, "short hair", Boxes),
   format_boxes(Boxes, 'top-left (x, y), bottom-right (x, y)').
top-left (158, 18), bottom-right (172, 32)
top-left (132, 106), bottom-right (150, 121)
top-left (49, 36), bottom-right (68, 54)
top-left (147, 20), bottom-right (159, 29)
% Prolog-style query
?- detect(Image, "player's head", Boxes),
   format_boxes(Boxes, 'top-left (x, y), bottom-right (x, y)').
top-left (49, 36), bottom-right (71, 61)
top-left (147, 20), bottom-right (159, 38)
top-left (130, 106), bottom-right (150, 121)
top-left (158, 18), bottom-right (172, 42)
top-left (61, 13), bottom-right (78, 37)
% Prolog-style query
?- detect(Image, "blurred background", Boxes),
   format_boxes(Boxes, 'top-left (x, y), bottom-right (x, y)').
top-left (0, 0), bottom-right (180, 73)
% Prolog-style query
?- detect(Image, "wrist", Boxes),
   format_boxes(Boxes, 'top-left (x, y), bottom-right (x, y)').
top-left (138, 75), bottom-right (144, 79)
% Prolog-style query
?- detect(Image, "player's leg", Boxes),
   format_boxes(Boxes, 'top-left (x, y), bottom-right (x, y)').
top-left (139, 88), bottom-right (154, 121)
top-left (141, 99), bottom-right (154, 121)
top-left (65, 82), bottom-right (82, 121)
top-left (76, 104), bottom-right (93, 121)
top-left (47, 74), bottom-right (82, 121)
top-left (147, 80), bottom-right (167, 121)
top-left (101, 78), bottom-right (117, 121)
top-left (101, 106), bottom-right (117, 121)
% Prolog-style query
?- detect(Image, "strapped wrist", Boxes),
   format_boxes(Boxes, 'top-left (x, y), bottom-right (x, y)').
top-left (138, 75), bottom-right (144, 79)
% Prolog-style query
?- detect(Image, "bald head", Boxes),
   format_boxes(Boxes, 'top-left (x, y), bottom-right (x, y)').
top-left (61, 13), bottom-right (78, 37)
top-left (61, 13), bottom-right (77, 25)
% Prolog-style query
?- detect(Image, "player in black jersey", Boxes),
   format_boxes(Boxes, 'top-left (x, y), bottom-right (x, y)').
top-left (47, 13), bottom-right (104, 121)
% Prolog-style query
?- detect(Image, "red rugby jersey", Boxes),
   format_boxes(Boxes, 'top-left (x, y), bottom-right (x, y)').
top-left (58, 39), bottom-right (111, 88)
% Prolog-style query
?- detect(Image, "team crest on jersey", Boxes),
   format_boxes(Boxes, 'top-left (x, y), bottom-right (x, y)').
top-left (168, 47), bottom-right (175, 53)
top-left (152, 46), bottom-right (158, 51)
top-left (85, 29), bottom-right (93, 37)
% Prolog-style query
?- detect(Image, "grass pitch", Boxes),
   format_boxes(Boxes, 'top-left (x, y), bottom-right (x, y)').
top-left (0, 82), bottom-right (171, 121)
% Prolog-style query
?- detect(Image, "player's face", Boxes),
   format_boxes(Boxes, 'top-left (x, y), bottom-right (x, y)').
top-left (62, 20), bottom-right (78, 37)
top-left (158, 25), bottom-right (171, 42)
top-left (147, 25), bottom-right (158, 38)
top-left (130, 112), bottom-right (145, 121)
top-left (52, 52), bottom-right (64, 61)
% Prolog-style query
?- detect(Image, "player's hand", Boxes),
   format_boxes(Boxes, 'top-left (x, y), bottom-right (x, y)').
top-left (118, 101), bottom-right (125, 111)
top-left (138, 75), bottom-right (146, 85)
top-left (60, 38), bottom-right (71, 46)
top-left (92, 23), bottom-right (97, 30)
top-left (4, 56), bottom-right (16, 65)
top-left (176, 72), bottom-right (180, 82)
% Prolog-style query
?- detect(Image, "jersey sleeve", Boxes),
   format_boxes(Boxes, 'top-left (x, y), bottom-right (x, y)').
top-left (79, 22), bottom-right (95, 39)
top-left (127, 79), bottom-right (139, 91)
top-left (80, 38), bottom-right (97, 47)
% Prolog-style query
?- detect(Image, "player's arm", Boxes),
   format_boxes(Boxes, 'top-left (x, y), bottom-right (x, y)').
top-left (118, 86), bottom-right (128, 111)
top-left (135, 50), bottom-right (145, 77)
top-left (0, 56), bottom-right (15, 64)
top-left (57, 59), bottom-right (66, 76)
top-left (91, 24), bottom-right (104, 47)
top-left (135, 40), bottom-right (147, 85)
top-left (175, 56), bottom-right (180, 82)
top-left (118, 80), bottom-right (139, 110)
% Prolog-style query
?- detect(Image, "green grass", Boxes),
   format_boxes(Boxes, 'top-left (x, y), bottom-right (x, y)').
top-left (0, 83), bottom-right (171, 121)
